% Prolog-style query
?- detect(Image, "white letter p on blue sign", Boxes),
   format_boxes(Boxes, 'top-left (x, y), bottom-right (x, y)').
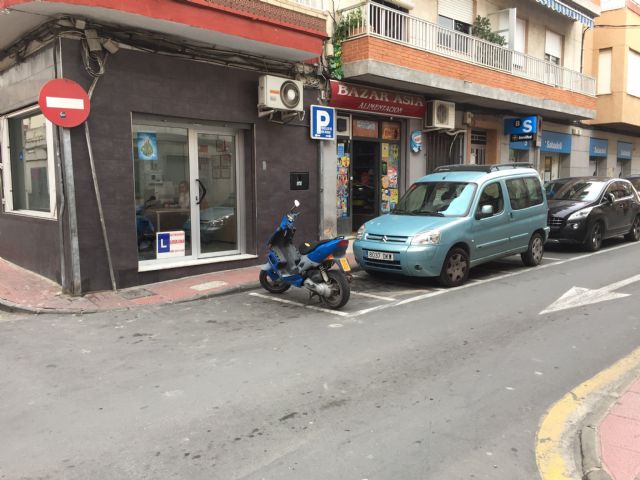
top-left (310, 105), bottom-right (335, 140)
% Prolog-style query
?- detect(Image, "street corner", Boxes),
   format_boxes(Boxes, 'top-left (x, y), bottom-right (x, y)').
top-left (536, 346), bottom-right (640, 480)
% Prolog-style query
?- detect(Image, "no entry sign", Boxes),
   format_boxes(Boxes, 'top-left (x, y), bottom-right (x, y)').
top-left (38, 79), bottom-right (91, 128)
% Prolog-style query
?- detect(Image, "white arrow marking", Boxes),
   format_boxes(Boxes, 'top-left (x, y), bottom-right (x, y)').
top-left (540, 274), bottom-right (640, 314)
top-left (46, 97), bottom-right (85, 110)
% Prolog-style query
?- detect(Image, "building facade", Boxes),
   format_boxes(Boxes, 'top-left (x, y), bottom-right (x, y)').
top-left (325, 0), bottom-right (602, 237)
top-left (583, 0), bottom-right (640, 178)
top-left (0, 0), bottom-right (328, 293)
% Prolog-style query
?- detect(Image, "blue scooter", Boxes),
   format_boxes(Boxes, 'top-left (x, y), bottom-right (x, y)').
top-left (260, 200), bottom-right (351, 309)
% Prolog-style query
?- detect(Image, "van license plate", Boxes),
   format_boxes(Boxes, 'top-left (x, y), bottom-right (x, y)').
top-left (367, 250), bottom-right (394, 261)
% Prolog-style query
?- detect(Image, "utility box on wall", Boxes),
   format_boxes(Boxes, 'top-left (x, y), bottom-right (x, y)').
top-left (290, 172), bottom-right (309, 190)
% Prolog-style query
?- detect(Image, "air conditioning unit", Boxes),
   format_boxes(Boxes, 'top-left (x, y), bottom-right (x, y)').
top-left (425, 100), bottom-right (456, 129)
top-left (258, 75), bottom-right (304, 112)
top-left (336, 115), bottom-right (351, 137)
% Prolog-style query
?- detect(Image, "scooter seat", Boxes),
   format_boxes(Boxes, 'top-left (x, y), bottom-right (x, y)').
top-left (298, 239), bottom-right (334, 255)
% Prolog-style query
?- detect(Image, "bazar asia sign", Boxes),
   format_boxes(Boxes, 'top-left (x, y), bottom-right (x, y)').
top-left (329, 81), bottom-right (426, 118)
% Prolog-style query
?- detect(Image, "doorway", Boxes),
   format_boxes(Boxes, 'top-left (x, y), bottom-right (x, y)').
top-left (352, 141), bottom-right (379, 231)
top-left (133, 118), bottom-right (244, 267)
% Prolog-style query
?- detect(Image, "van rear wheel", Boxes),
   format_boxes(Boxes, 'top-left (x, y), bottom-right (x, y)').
top-left (438, 247), bottom-right (469, 288)
top-left (521, 232), bottom-right (544, 267)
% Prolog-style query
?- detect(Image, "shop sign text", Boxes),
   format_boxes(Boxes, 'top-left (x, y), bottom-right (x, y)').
top-left (329, 81), bottom-right (426, 118)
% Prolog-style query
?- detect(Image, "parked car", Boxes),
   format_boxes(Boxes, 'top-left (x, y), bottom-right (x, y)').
top-left (625, 175), bottom-right (640, 194)
top-left (353, 164), bottom-right (550, 287)
top-left (547, 177), bottom-right (640, 251)
top-left (544, 177), bottom-right (574, 199)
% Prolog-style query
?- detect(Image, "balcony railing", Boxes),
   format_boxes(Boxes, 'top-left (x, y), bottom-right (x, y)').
top-left (338, 2), bottom-right (596, 97)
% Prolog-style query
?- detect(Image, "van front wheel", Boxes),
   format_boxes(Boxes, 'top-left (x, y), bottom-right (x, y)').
top-left (521, 232), bottom-right (544, 267)
top-left (438, 247), bottom-right (469, 288)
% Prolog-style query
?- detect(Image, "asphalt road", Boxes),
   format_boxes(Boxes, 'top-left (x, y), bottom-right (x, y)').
top-left (1, 240), bottom-right (640, 480)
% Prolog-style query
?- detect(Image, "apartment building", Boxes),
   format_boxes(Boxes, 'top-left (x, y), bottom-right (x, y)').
top-left (326, 0), bottom-right (600, 235)
top-left (0, 0), bottom-right (327, 293)
top-left (584, 0), bottom-right (640, 177)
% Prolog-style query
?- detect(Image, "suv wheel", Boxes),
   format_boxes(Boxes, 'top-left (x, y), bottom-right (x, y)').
top-left (585, 221), bottom-right (603, 252)
top-left (521, 232), bottom-right (544, 266)
top-left (625, 215), bottom-right (640, 242)
top-left (438, 247), bottom-right (469, 288)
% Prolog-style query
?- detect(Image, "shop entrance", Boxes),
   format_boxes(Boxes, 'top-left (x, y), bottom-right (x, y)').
top-left (132, 117), bottom-right (244, 268)
top-left (351, 140), bottom-right (380, 231)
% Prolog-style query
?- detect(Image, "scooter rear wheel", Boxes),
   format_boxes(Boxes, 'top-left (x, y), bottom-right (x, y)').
top-left (259, 270), bottom-right (291, 294)
top-left (321, 270), bottom-right (350, 309)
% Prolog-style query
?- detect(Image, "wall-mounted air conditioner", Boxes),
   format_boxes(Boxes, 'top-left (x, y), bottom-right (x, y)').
top-left (336, 115), bottom-right (351, 137)
top-left (425, 100), bottom-right (456, 129)
top-left (258, 75), bottom-right (304, 112)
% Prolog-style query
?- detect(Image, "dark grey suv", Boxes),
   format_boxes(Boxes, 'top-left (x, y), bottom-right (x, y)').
top-left (547, 177), bottom-right (640, 251)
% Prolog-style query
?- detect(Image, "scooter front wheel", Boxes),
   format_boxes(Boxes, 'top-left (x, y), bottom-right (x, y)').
top-left (321, 270), bottom-right (350, 309)
top-left (259, 270), bottom-right (291, 294)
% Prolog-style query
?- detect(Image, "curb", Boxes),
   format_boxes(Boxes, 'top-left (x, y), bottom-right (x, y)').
top-left (577, 371), bottom-right (639, 480)
top-left (537, 348), bottom-right (640, 480)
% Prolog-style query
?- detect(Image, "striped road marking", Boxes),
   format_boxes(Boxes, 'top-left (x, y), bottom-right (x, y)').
top-left (250, 242), bottom-right (639, 319)
top-left (350, 291), bottom-right (396, 301)
top-left (248, 292), bottom-right (350, 317)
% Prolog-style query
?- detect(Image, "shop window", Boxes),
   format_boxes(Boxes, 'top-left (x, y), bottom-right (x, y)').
top-left (0, 107), bottom-right (56, 218)
top-left (132, 116), bottom-right (244, 268)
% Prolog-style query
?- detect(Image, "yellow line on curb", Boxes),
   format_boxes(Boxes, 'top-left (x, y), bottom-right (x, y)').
top-left (536, 345), bottom-right (640, 479)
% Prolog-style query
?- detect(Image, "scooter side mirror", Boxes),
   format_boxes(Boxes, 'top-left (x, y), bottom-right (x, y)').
top-left (294, 200), bottom-right (300, 208)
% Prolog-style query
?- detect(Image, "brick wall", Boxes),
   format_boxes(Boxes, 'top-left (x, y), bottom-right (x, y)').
top-left (342, 37), bottom-right (596, 112)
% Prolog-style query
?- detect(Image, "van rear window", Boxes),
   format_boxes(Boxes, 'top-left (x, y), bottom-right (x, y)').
top-left (506, 176), bottom-right (544, 210)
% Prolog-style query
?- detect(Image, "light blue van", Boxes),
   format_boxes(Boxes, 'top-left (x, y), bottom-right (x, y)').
top-left (353, 164), bottom-right (550, 287)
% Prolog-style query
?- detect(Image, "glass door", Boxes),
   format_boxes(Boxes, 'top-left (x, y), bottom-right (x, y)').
top-left (133, 123), bottom-right (192, 263)
top-left (192, 131), bottom-right (239, 258)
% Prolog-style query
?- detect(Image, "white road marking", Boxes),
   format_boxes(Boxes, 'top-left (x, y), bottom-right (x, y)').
top-left (250, 242), bottom-right (639, 319)
top-left (347, 241), bottom-right (640, 318)
top-left (249, 292), bottom-right (350, 317)
top-left (351, 291), bottom-right (396, 301)
top-left (542, 256), bottom-right (564, 261)
top-left (539, 273), bottom-right (640, 314)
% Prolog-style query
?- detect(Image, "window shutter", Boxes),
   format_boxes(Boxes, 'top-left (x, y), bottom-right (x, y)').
top-left (545, 30), bottom-right (562, 59)
top-left (628, 49), bottom-right (640, 97)
top-left (438, 0), bottom-right (474, 25)
top-left (597, 49), bottom-right (612, 95)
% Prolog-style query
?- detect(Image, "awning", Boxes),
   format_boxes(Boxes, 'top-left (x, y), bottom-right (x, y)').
top-left (535, 0), bottom-right (594, 28)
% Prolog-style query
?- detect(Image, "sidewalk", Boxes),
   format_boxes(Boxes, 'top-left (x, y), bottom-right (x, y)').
top-left (0, 248), bottom-right (357, 314)
top-left (594, 376), bottom-right (640, 480)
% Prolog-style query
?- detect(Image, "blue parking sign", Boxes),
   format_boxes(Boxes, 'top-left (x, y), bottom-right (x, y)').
top-left (310, 105), bottom-right (336, 140)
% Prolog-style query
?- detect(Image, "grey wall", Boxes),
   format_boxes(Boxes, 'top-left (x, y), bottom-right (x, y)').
top-left (60, 39), bottom-right (319, 291)
top-left (0, 45), bottom-right (61, 283)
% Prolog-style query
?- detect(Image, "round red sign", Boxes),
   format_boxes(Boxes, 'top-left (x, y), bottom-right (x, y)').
top-left (38, 79), bottom-right (91, 128)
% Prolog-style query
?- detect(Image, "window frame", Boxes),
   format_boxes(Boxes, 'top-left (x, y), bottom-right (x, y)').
top-left (1, 105), bottom-right (57, 219)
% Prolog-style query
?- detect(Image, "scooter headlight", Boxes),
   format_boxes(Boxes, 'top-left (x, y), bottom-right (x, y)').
top-left (355, 224), bottom-right (366, 240)
top-left (411, 230), bottom-right (441, 245)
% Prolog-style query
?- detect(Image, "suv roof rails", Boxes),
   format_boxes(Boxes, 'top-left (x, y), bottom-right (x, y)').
top-left (433, 163), bottom-right (534, 173)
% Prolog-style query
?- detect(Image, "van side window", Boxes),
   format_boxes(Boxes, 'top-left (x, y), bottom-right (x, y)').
top-left (477, 182), bottom-right (504, 216)
top-left (506, 177), bottom-right (543, 210)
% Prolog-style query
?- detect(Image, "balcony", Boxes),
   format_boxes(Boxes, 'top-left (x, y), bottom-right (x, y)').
top-left (337, 2), bottom-right (596, 119)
